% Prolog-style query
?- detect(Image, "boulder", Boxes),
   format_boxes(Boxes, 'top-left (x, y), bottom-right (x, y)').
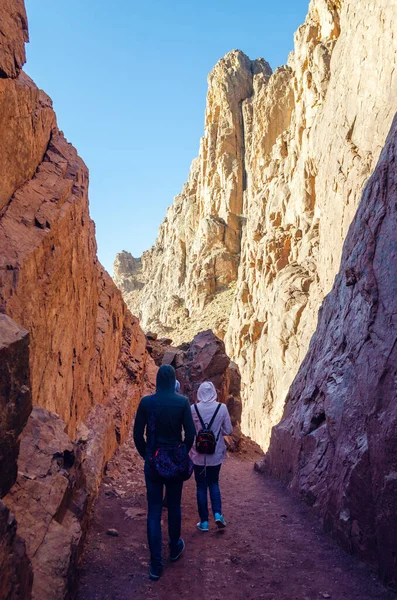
top-left (147, 330), bottom-right (242, 448)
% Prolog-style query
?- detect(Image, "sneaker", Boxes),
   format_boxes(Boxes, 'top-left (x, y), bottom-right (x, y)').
top-left (148, 565), bottom-right (163, 580)
top-left (197, 521), bottom-right (209, 532)
top-left (169, 538), bottom-right (185, 561)
top-left (214, 513), bottom-right (226, 529)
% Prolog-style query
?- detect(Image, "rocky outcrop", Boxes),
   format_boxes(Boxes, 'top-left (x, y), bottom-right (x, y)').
top-left (0, 1), bottom-right (155, 597)
top-left (113, 252), bottom-right (143, 295)
top-left (4, 408), bottom-right (85, 600)
top-left (116, 0), bottom-right (397, 450)
top-left (146, 329), bottom-right (242, 448)
top-left (0, 131), bottom-right (144, 438)
top-left (263, 115), bottom-right (397, 588)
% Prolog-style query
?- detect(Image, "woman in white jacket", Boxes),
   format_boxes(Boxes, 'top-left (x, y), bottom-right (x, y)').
top-left (190, 381), bottom-right (233, 531)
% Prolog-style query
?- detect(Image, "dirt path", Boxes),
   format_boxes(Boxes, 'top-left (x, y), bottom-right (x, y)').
top-left (77, 437), bottom-right (395, 600)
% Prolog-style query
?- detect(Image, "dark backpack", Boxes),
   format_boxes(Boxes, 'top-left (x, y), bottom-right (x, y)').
top-left (147, 397), bottom-right (193, 482)
top-left (194, 403), bottom-right (221, 454)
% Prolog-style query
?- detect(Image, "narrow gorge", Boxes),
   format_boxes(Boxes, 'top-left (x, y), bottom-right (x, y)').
top-left (1, 0), bottom-right (397, 598)
top-left (116, 0), bottom-right (397, 452)
top-left (114, 0), bottom-right (397, 591)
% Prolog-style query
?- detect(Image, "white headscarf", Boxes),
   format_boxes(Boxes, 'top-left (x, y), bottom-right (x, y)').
top-left (197, 381), bottom-right (217, 403)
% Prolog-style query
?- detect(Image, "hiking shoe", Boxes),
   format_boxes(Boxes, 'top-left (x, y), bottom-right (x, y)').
top-left (169, 538), bottom-right (185, 561)
top-left (148, 565), bottom-right (163, 580)
top-left (197, 521), bottom-right (209, 532)
top-left (214, 513), bottom-right (226, 529)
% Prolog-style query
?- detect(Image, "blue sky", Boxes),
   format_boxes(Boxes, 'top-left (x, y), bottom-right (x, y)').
top-left (24, 0), bottom-right (309, 274)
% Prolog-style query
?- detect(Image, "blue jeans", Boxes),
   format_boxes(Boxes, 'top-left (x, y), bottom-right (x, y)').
top-left (194, 464), bottom-right (222, 521)
top-left (145, 471), bottom-right (183, 568)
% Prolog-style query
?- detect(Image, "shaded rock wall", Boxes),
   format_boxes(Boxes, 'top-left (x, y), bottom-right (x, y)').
top-left (0, 315), bottom-right (33, 600)
top-left (264, 115), bottom-right (397, 588)
top-left (0, 315), bottom-right (32, 497)
top-left (116, 0), bottom-right (397, 450)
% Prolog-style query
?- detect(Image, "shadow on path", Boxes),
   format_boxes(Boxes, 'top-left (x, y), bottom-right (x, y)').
top-left (77, 435), bottom-right (396, 600)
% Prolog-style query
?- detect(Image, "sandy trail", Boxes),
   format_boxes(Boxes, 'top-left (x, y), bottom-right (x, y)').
top-left (77, 437), bottom-right (395, 600)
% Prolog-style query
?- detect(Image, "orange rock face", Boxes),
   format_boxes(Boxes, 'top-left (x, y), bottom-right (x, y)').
top-left (0, 68), bottom-right (153, 447)
top-left (0, 1), bottom-right (155, 597)
top-left (0, 127), bottom-right (153, 438)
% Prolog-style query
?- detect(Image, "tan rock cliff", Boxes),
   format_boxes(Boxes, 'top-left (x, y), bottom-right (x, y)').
top-left (116, 0), bottom-right (397, 449)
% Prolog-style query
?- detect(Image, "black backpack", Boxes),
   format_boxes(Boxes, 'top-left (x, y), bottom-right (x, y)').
top-left (194, 403), bottom-right (221, 454)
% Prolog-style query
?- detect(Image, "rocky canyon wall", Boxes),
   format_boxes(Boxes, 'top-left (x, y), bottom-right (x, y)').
top-left (0, 2), bottom-right (155, 598)
top-left (115, 0), bottom-right (397, 450)
top-left (0, 0), bottom-right (153, 449)
top-left (264, 114), bottom-right (397, 589)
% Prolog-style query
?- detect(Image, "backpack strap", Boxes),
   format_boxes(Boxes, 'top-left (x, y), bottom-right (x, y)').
top-left (208, 403), bottom-right (222, 431)
top-left (148, 396), bottom-right (156, 452)
top-left (194, 404), bottom-right (206, 430)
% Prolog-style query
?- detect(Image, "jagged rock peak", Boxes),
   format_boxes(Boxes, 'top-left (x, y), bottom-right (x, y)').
top-left (206, 51), bottom-right (272, 133)
top-left (0, 0), bottom-right (156, 595)
top-left (113, 251), bottom-right (143, 296)
top-left (208, 49), bottom-right (272, 101)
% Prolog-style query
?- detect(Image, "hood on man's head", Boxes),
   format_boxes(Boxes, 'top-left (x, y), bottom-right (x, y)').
top-left (197, 381), bottom-right (217, 403)
top-left (156, 365), bottom-right (176, 393)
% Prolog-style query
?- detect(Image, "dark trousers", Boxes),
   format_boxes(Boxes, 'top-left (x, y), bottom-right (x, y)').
top-left (145, 473), bottom-right (183, 568)
top-left (194, 464), bottom-right (222, 522)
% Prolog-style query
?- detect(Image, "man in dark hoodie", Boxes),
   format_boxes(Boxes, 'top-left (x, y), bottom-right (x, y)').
top-left (133, 365), bottom-right (195, 580)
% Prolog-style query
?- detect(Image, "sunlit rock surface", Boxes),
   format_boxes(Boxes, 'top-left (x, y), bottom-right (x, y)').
top-left (116, 0), bottom-right (397, 450)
